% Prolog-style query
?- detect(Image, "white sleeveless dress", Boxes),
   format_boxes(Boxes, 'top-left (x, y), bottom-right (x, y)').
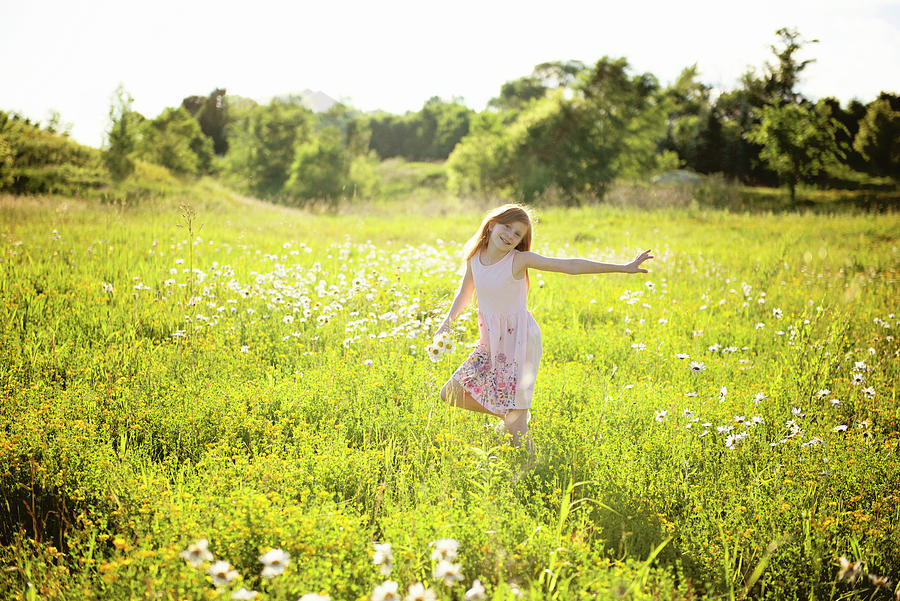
top-left (452, 249), bottom-right (542, 415)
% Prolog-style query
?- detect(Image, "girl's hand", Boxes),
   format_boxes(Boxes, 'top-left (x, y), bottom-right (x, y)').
top-left (624, 249), bottom-right (654, 273)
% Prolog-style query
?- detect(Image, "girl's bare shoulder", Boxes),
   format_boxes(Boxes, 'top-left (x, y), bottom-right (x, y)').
top-left (512, 249), bottom-right (542, 277)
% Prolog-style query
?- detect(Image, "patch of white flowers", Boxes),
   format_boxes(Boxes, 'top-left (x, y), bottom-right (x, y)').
top-left (370, 537), bottom-right (485, 601)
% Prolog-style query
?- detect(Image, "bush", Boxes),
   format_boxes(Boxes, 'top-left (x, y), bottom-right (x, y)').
top-left (0, 110), bottom-right (106, 194)
top-left (284, 130), bottom-right (350, 205)
top-left (136, 107), bottom-right (214, 176)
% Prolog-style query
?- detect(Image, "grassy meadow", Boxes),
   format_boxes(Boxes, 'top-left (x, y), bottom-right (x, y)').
top-left (1, 190), bottom-right (898, 601)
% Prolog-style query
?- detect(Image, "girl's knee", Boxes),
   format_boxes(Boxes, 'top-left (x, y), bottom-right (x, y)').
top-left (440, 380), bottom-right (453, 403)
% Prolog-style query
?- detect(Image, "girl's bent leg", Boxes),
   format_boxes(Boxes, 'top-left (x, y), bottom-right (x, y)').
top-left (503, 409), bottom-right (535, 455)
top-left (441, 377), bottom-right (498, 416)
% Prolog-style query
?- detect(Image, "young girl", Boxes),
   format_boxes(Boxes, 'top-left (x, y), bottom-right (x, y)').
top-left (436, 204), bottom-right (653, 452)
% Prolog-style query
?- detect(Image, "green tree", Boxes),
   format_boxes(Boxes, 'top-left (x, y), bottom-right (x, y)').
top-left (44, 110), bottom-right (73, 136)
top-left (745, 100), bottom-right (843, 200)
top-left (449, 57), bottom-right (665, 203)
top-left (816, 97), bottom-right (868, 172)
top-left (315, 103), bottom-right (371, 156)
top-left (487, 60), bottom-right (587, 111)
top-left (137, 107), bottom-right (214, 175)
top-left (182, 88), bottom-right (229, 155)
top-left (713, 81), bottom-right (768, 182)
top-left (0, 126), bottom-right (13, 189)
top-left (488, 76), bottom-right (546, 112)
top-left (421, 97), bottom-right (474, 159)
top-left (763, 27), bottom-right (818, 105)
top-left (366, 98), bottom-right (474, 161)
top-left (853, 98), bottom-right (900, 179)
top-left (658, 65), bottom-right (713, 170)
top-left (104, 85), bottom-right (139, 181)
top-left (284, 128), bottom-right (349, 204)
top-left (707, 28), bottom-right (818, 184)
top-left (222, 99), bottom-right (313, 196)
top-left (446, 111), bottom-right (514, 197)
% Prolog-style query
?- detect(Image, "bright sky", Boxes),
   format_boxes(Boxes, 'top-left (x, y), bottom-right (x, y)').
top-left (2, 0), bottom-right (898, 148)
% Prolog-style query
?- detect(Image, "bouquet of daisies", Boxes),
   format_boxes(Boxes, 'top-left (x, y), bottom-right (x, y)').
top-left (426, 331), bottom-right (456, 362)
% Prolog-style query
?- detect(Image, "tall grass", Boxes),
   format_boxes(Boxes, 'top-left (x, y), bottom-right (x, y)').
top-left (0, 194), bottom-right (897, 600)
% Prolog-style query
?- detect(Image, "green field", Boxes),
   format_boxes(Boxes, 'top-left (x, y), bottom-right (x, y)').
top-left (1, 193), bottom-right (898, 601)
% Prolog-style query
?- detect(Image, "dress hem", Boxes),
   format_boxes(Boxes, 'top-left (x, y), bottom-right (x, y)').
top-left (451, 373), bottom-right (532, 416)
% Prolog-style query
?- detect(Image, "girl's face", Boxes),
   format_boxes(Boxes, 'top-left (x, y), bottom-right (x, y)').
top-left (488, 220), bottom-right (529, 252)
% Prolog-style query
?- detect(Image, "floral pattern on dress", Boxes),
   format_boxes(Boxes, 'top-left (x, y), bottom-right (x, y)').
top-left (452, 344), bottom-right (518, 414)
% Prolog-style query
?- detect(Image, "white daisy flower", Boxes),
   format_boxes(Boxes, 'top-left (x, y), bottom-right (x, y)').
top-left (372, 581), bottom-right (401, 601)
top-left (862, 387), bottom-right (876, 399)
top-left (404, 582), bottom-right (436, 601)
top-left (465, 580), bottom-right (487, 601)
top-left (433, 560), bottom-right (464, 586)
top-left (426, 345), bottom-right (443, 363)
top-left (208, 560), bottom-right (239, 587)
top-left (429, 538), bottom-right (460, 562)
top-left (689, 361), bottom-right (705, 373)
top-left (373, 543), bottom-right (394, 576)
top-left (180, 538), bottom-right (214, 567)
top-left (232, 588), bottom-right (258, 600)
top-left (655, 410), bottom-right (668, 422)
top-left (832, 425), bottom-right (848, 432)
top-left (259, 548), bottom-right (290, 579)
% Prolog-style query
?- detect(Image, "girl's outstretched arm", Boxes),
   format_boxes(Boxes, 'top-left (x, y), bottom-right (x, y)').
top-left (436, 261), bottom-right (475, 334)
top-left (515, 249), bottom-right (653, 276)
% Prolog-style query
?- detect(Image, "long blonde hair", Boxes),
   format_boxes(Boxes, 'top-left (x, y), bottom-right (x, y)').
top-left (462, 204), bottom-right (534, 287)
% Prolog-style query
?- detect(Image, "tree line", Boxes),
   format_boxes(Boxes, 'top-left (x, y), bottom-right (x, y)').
top-left (2, 28), bottom-right (897, 203)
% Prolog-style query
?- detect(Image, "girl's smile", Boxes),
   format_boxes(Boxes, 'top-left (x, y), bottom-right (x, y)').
top-left (490, 222), bottom-right (528, 250)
